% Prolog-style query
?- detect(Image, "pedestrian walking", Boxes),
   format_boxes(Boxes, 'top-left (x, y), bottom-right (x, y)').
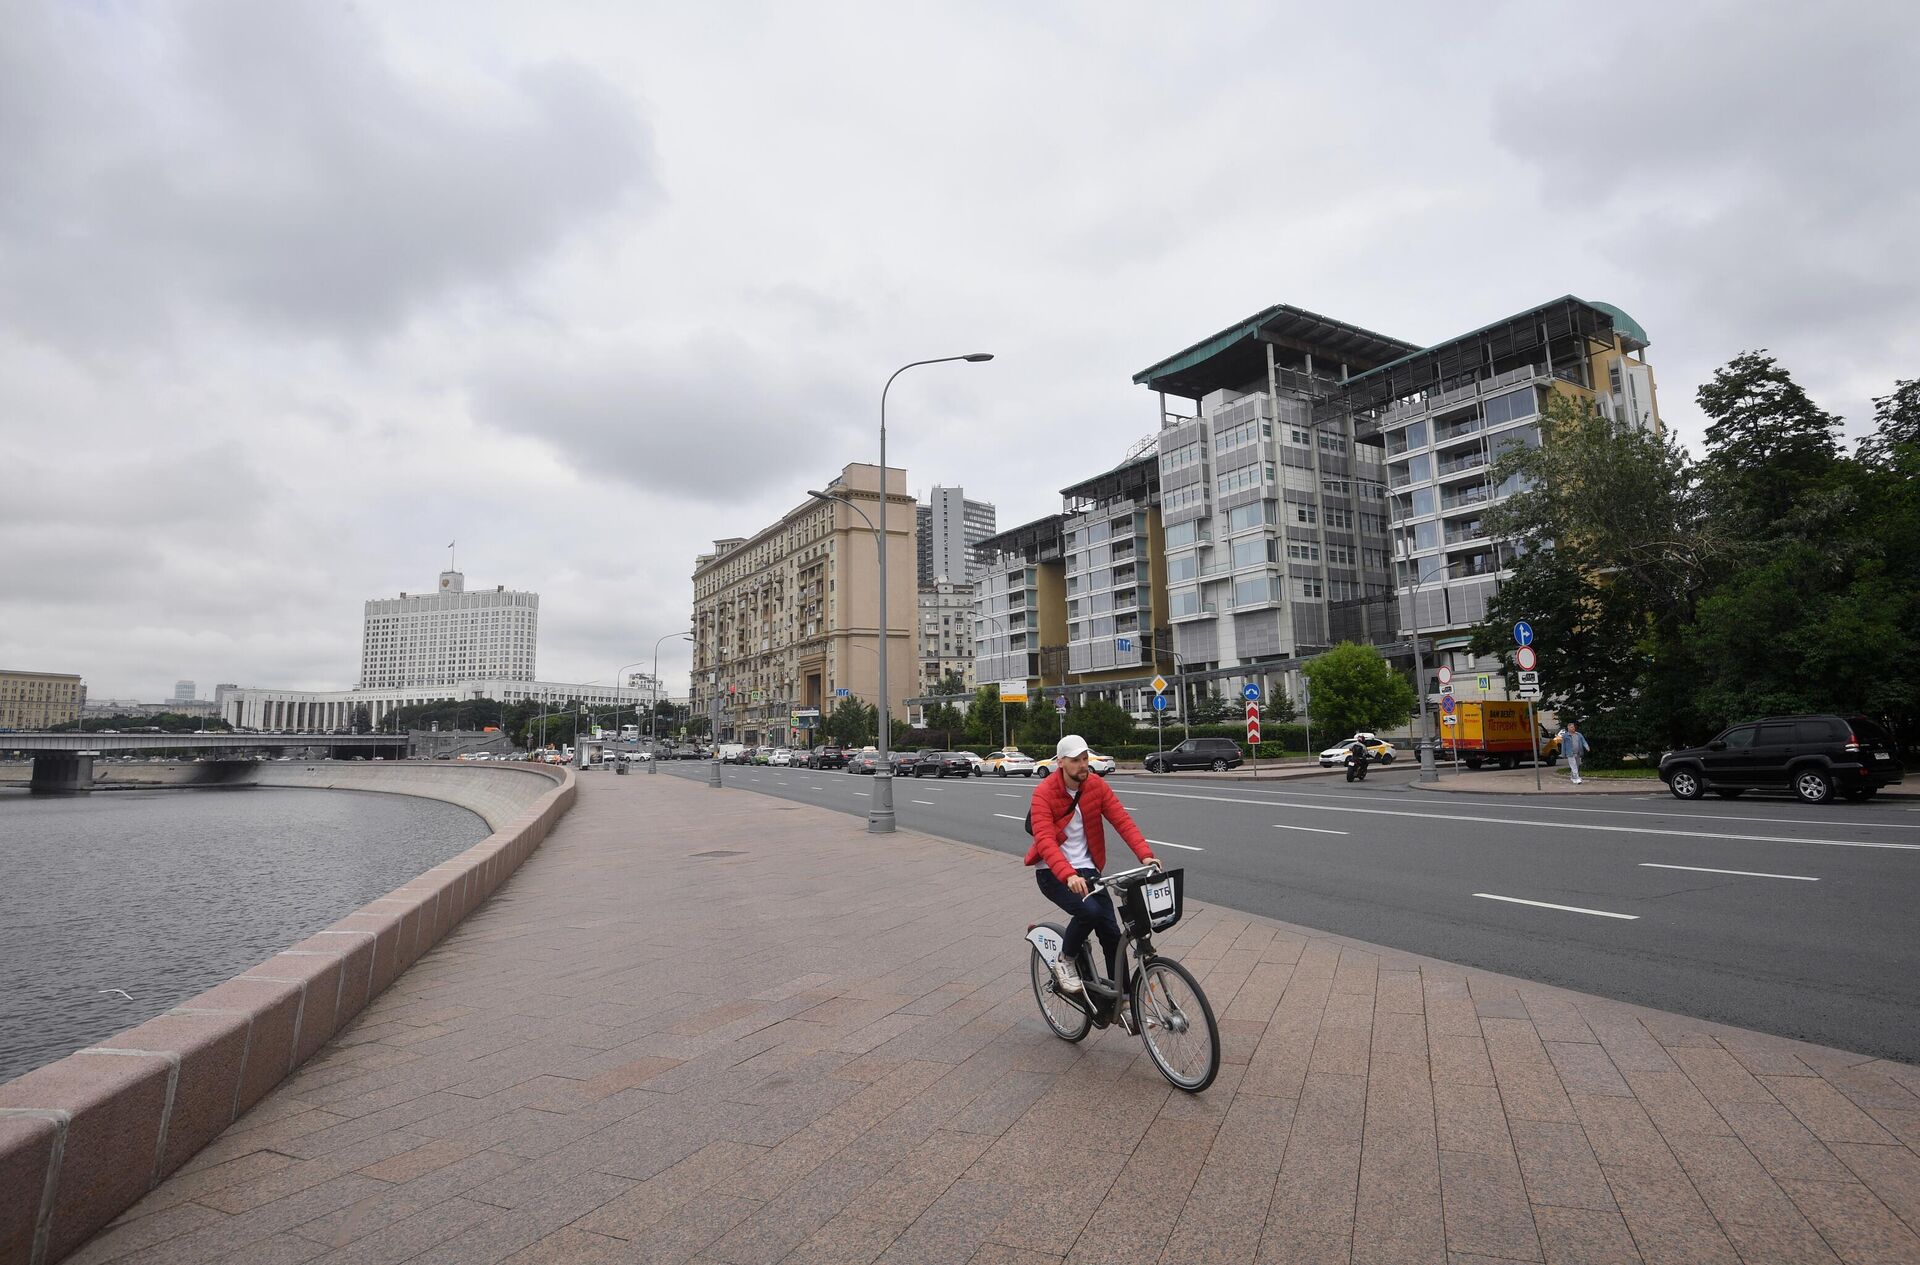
top-left (1562, 722), bottom-right (1591, 784)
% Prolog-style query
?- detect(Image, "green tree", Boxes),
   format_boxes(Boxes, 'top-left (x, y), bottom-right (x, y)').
top-left (1265, 686), bottom-right (1296, 724)
top-left (1064, 698), bottom-right (1137, 748)
top-left (1696, 351), bottom-right (1842, 538)
top-left (1189, 689), bottom-right (1233, 724)
top-left (936, 669), bottom-right (969, 697)
top-left (1302, 642), bottom-right (1415, 738)
top-left (924, 702), bottom-right (965, 745)
top-left (1470, 392), bottom-right (1716, 756)
top-left (1018, 704), bottom-right (1062, 750)
top-left (825, 697), bottom-right (875, 748)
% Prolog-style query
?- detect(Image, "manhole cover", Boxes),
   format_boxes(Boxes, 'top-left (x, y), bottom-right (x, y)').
top-left (691, 849), bottom-right (747, 858)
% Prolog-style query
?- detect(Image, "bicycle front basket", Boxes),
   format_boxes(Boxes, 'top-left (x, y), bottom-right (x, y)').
top-left (1120, 867), bottom-right (1184, 934)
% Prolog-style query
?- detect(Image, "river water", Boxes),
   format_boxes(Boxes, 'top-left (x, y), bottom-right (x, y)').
top-left (0, 785), bottom-right (491, 1083)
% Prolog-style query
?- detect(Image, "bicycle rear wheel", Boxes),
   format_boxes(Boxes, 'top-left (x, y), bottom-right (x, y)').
top-left (1132, 956), bottom-right (1219, 1091)
top-left (1029, 947), bottom-right (1092, 1042)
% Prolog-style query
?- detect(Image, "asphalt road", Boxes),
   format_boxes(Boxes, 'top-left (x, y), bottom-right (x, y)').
top-left (658, 761), bottom-right (1920, 1064)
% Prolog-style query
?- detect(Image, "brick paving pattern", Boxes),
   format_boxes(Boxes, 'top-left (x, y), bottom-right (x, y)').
top-left (70, 772), bottom-right (1920, 1264)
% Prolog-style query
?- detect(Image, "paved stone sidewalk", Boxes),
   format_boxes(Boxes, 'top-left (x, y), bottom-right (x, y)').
top-left (73, 771), bottom-right (1920, 1265)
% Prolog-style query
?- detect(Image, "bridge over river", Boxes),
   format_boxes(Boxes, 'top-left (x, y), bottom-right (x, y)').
top-left (0, 732), bottom-right (412, 792)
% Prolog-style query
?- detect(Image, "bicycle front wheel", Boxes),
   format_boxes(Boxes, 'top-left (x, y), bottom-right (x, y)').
top-left (1029, 947), bottom-right (1091, 1043)
top-left (1132, 956), bottom-right (1220, 1092)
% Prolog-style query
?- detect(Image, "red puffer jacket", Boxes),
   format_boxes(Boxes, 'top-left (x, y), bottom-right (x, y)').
top-left (1023, 770), bottom-right (1153, 883)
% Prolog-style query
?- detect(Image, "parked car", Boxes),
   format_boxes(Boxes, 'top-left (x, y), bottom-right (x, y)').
top-left (1659, 714), bottom-right (1904, 803)
top-left (751, 746), bottom-right (775, 765)
top-left (1318, 735), bottom-right (1396, 767)
top-left (1034, 750), bottom-right (1116, 777)
top-left (806, 746), bottom-right (847, 769)
top-left (983, 749), bottom-right (1037, 776)
top-left (1142, 736), bottom-right (1245, 773)
top-left (845, 748), bottom-right (879, 774)
top-left (960, 752), bottom-right (987, 776)
top-left (918, 751), bottom-right (977, 778)
top-left (770, 748), bottom-right (794, 767)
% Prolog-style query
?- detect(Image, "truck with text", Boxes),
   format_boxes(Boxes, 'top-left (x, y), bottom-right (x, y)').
top-left (1444, 700), bottom-right (1557, 769)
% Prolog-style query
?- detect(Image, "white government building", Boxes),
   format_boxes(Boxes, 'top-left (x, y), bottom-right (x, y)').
top-left (219, 570), bottom-right (655, 731)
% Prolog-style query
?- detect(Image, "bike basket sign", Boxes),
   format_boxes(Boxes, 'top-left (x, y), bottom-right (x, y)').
top-left (1123, 868), bottom-right (1184, 933)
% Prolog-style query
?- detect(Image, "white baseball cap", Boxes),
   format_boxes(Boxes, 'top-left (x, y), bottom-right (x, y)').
top-left (1055, 734), bottom-right (1090, 760)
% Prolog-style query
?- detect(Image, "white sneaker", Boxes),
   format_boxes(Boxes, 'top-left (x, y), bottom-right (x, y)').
top-left (1050, 958), bottom-right (1084, 994)
top-left (1571, 777), bottom-right (1582, 784)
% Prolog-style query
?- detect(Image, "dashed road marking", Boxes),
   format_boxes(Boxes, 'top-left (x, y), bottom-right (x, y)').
top-left (1639, 863), bottom-right (1818, 881)
top-left (1272, 823), bottom-right (1350, 836)
top-left (1146, 838), bottom-right (1205, 852)
top-left (1476, 893), bottom-right (1638, 920)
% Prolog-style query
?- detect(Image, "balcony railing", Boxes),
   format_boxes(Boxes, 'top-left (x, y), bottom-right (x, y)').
top-left (1440, 485), bottom-right (1492, 512)
top-left (1436, 450), bottom-right (1488, 478)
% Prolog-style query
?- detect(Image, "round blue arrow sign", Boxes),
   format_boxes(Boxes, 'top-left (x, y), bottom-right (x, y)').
top-left (1152, 695), bottom-right (1168, 711)
top-left (1513, 620), bottom-right (1534, 647)
top-left (1242, 684), bottom-right (1261, 702)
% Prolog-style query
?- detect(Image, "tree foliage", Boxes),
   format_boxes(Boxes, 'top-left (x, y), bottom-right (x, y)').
top-left (1470, 358), bottom-right (1919, 759)
top-left (1302, 642), bottom-right (1415, 737)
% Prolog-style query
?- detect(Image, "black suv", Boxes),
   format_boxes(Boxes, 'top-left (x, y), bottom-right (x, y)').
top-left (1142, 737), bottom-right (1245, 774)
top-left (805, 746), bottom-right (846, 769)
top-left (1659, 714), bottom-right (1903, 804)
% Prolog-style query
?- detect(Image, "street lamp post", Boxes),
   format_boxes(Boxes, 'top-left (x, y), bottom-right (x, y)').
top-left (815, 352), bottom-right (993, 834)
top-left (643, 631), bottom-right (692, 775)
top-left (1405, 562), bottom-right (1450, 784)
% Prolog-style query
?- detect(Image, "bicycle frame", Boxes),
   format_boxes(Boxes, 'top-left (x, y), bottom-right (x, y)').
top-left (1025, 864), bottom-right (1162, 1027)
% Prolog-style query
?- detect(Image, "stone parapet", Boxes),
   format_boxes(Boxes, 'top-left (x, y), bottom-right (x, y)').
top-left (0, 762), bottom-right (575, 1265)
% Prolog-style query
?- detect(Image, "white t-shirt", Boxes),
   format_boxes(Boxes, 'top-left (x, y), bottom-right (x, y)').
top-left (1059, 799), bottom-right (1092, 872)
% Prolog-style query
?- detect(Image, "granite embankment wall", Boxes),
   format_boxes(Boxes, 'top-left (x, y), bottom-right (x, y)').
top-left (0, 762), bottom-right (577, 1265)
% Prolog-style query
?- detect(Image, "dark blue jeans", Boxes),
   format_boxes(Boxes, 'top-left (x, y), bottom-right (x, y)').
top-left (1036, 867), bottom-right (1121, 982)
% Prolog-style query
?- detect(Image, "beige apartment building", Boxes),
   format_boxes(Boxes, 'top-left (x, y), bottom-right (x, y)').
top-left (691, 463), bottom-right (916, 747)
top-left (0, 669), bottom-right (87, 730)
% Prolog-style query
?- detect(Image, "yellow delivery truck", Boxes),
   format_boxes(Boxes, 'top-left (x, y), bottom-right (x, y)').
top-left (1445, 700), bottom-right (1557, 769)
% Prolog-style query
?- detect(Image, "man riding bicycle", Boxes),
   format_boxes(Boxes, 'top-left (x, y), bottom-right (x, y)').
top-left (1025, 734), bottom-right (1157, 994)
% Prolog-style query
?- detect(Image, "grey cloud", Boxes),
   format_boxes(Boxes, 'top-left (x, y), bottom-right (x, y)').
top-left (469, 332), bottom-right (871, 507)
top-left (1492, 4), bottom-right (1920, 433)
top-left (0, 0), bottom-right (658, 350)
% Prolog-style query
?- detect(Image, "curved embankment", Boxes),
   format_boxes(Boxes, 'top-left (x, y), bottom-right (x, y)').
top-left (0, 761), bottom-right (576, 1265)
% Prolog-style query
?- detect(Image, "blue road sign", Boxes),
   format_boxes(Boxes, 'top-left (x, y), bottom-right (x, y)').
top-left (1152, 695), bottom-right (1168, 711)
top-left (1242, 683), bottom-right (1261, 702)
top-left (1054, 696), bottom-right (1068, 714)
top-left (1116, 636), bottom-right (1132, 652)
top-left (834, 687), bottom-right (850, 697)
top-left (1441, 693), bottom-right (1457, 714)
top-left (1514, 621), bottom-right (1535, 647)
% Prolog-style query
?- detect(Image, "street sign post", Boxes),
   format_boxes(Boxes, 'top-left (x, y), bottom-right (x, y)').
top-left (1151, 675), bottom-right (1168, 695)
top-left (1437, 665), bottom-right (1453, 687)
top-left (1515, 646), bottom-right (1538, 672)
top-left (1246, 702), bottom-right (1262, 779)
top-left (1153, 695), bottom-right (1168, 710)
top-left (1243, 683), bottom-right (1261, 702)
top-left (1514, 621), bottom-right (1534, 647)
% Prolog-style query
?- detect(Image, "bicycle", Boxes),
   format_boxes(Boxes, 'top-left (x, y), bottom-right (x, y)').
top-left (1025, 863), bottom-right (1221, 1092)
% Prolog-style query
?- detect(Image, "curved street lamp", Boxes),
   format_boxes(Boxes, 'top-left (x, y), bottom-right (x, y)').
top-left (810, 352), bottom-right (993, 834)
top-left (643, 631), bottom-right (693, 774)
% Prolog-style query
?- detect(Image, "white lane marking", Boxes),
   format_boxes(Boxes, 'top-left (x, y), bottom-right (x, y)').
top-left (852, 791), bottom-right (870, 797)
top-left (1476, 893), bottom-right (1639, 920)
top-left (1271, 823), bottom-right (1350, 836)
top-left (994, 813), bottom-right (1025, 822)
top-left (1146, 838), bottom-right (1205, 852)
top-left (996, 794), bottom-right (1019, 799)
top-left (911, 799), bottom-right (936, 806)
top-left (1639, 863), bottom-right (1819, 882)
top-left (1110, 787), bottom-right (1920, 851)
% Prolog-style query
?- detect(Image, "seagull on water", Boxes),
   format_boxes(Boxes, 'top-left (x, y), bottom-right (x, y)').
top-left (98, 989), bottom-right (134, 1001)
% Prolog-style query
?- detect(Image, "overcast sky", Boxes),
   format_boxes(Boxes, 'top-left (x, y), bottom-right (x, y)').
top-left (4, 1), bottom-right (1915, 703)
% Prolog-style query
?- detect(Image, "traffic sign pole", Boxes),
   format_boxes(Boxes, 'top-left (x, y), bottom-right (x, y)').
top-left (1530, 700), bottom-right (1542, 792)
